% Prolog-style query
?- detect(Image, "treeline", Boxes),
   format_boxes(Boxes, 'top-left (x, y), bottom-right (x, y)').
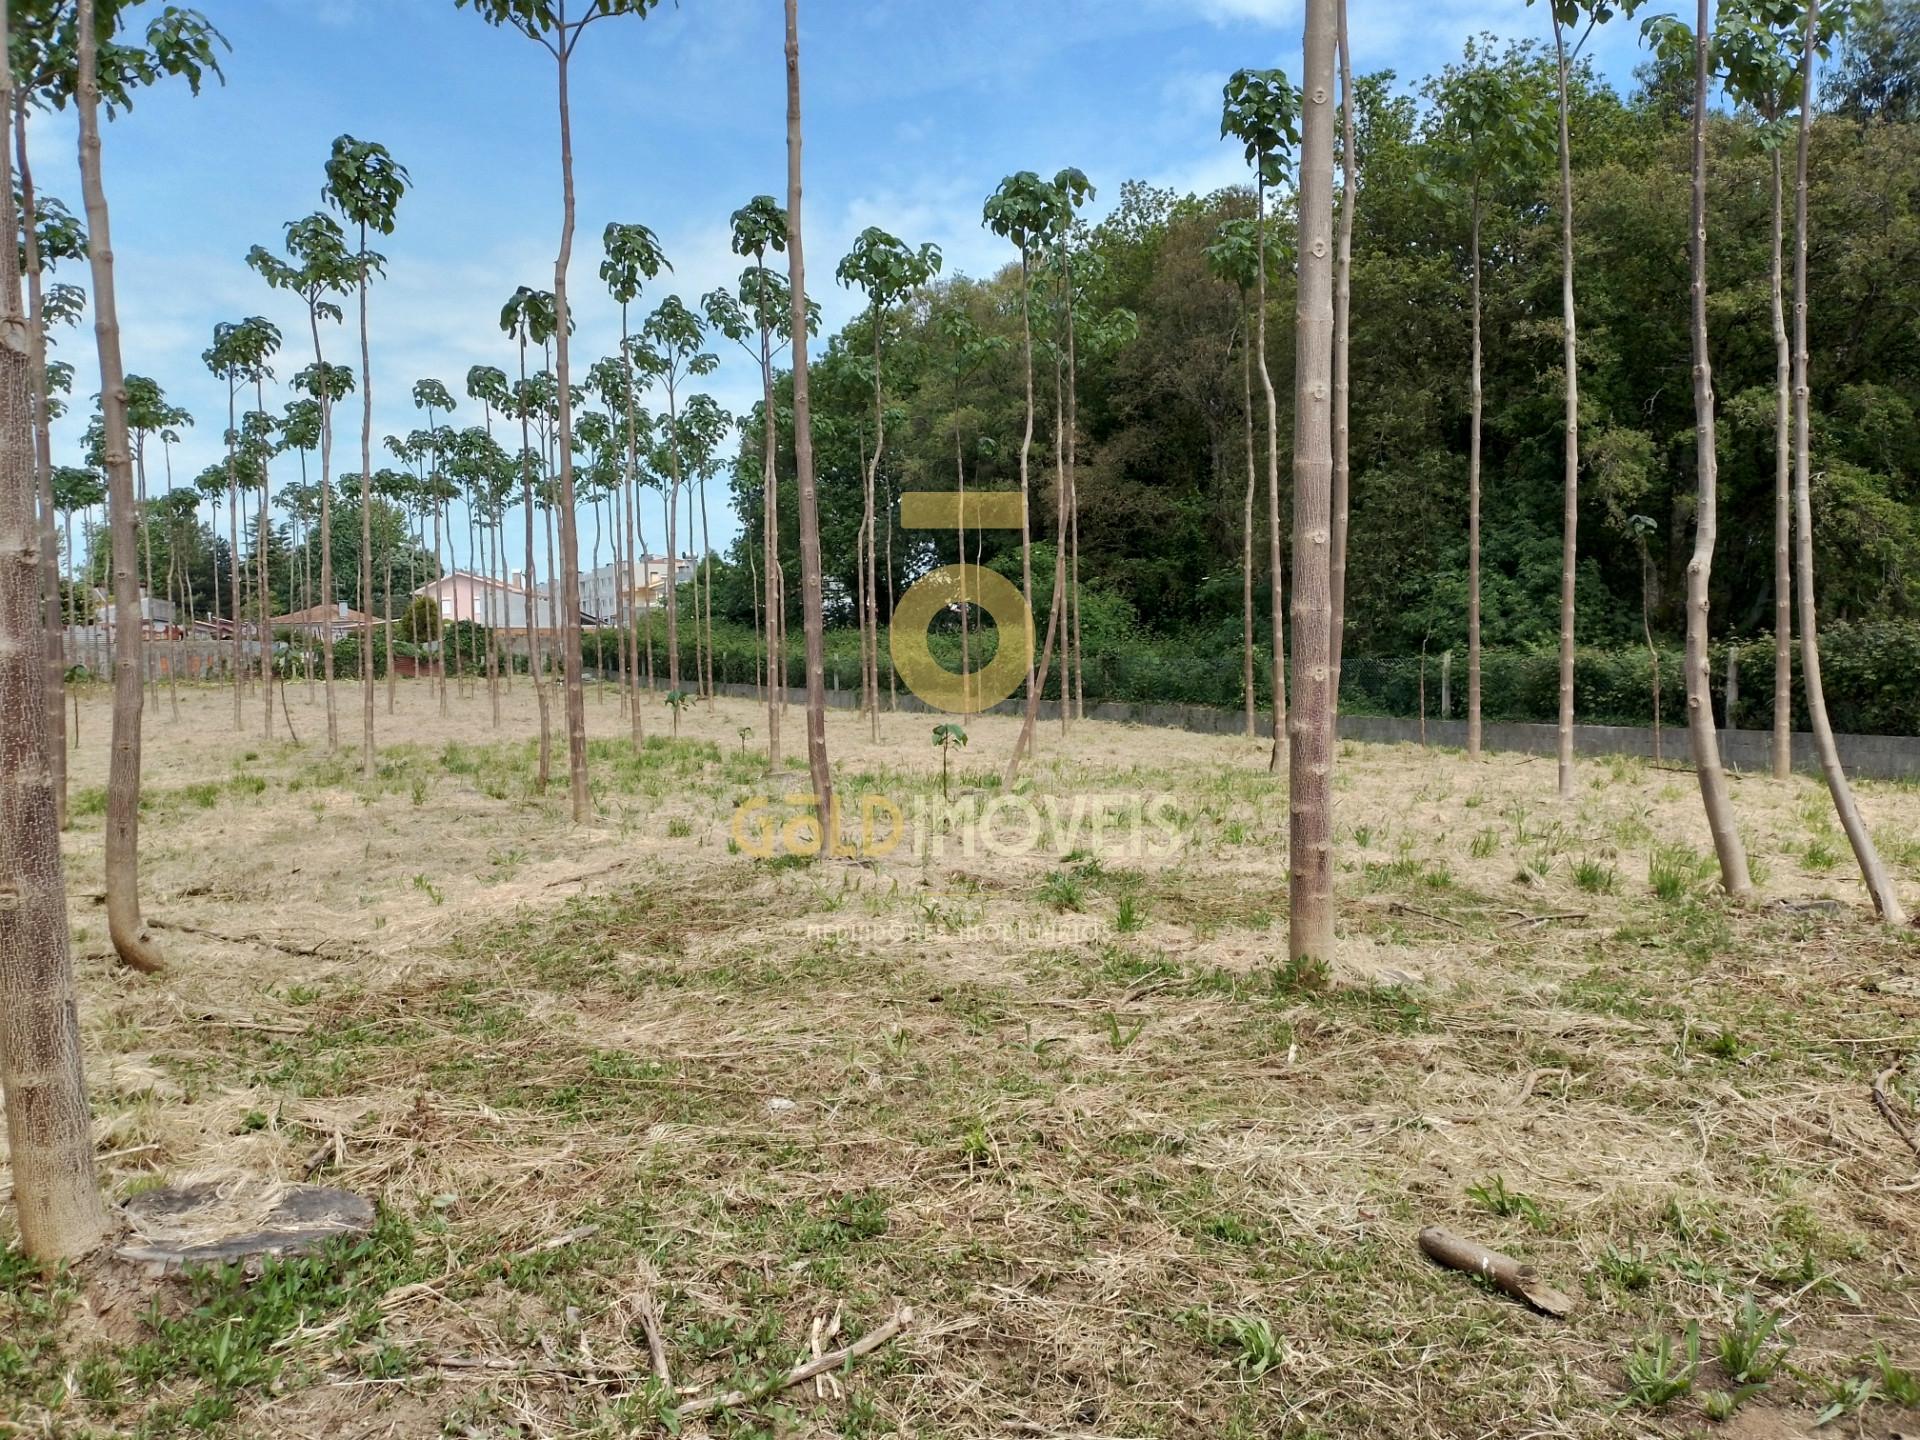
top-left (715, 30), bottom-right (1920, 670)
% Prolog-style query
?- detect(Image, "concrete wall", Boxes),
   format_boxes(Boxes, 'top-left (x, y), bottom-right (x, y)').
top-left (711, 682), bottom-right (1920, 783)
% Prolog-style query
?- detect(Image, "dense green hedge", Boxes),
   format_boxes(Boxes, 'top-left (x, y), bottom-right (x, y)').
top-left (563, 618), bottom-right (1920, 737)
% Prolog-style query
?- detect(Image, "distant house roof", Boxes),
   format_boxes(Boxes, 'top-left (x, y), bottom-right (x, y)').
top-left (271, 602), bottom-right (379, 626)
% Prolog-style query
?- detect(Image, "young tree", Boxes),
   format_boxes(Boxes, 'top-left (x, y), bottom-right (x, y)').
top-left (600, 220), bottom-right (670, 744)
top-left (1426, 46), bottom-right (1554, 761)
top-left (1291, 0), bottom-right (1339, 962)
top-left (1715, 0), bottom-right (1825, 777)
top-left (77, 0), bottom-right (220, 975)
top-left (835, 226), bottom-right (941, 739)
top-left (501, 286), bottom-right (559, 786)
top-left (1786, 0), bottom-right (1906, 925)
top-left (727, 196), bottom-right (795, 768)
top-left (1, 0), bottom-right (112, 1261)
top-left (457, 0), bottom-right (663, 825)
top-left (638, 295), bottom-right (716, 697)
top-left (1221, 69), bottom-right (1300, 774)
top-left (784, 0), bottom-right (834, 836)
top-left (1529, 0), bottom-right (1640, 800)
top-left (466, 364), bottom-right (512, 720)
top-left (323, 134), bottom-right (409, 779)
top-left (982, 171), bottom-right (1062, 724)
top-left (1204, 218), bottom-right (1272, 741)
top-left (249, 212), bottom-right (355, 750)
top-left (1635, 7), bottom-right (1753, 897)
top-left (412, 379), bottom-right (457, 711)
top-left (203, 318), bottom-right (278, 729)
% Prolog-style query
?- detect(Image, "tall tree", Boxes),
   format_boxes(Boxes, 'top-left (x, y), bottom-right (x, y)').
top-left (1291, 0), bottom-right (1339, 962)
top-left (1426, 45), bottom-right (1554, 761)
top-left (638, 294), bottom-right (716, 697)
top-left (835, 226), bottom-right (941, 739)
top-left (412, 378), bottom-right (457, 711)
top-left (249, 212), bottom-right (355, 750)
top-left (1787, 0), bottom-right (1906, 925)
top-left (466, 364), bottom-right (512, 721)
top-left (1204, 217), bottom-right (1273, 741)
top-left (77, 0), bottom-right (220, 974)
top-left (1328, 1), bottom-right (1357, 709)
top-left (784, 0), bottom-right (834, 840)
top-left (501, 286), bottom-right (559, 787)
top-left (457, 0), bottom-right (662, 824)
top-left (1221, 69), bottom-right (1300, 774)
top-left (1530, 0), bottom-right (1640, 799)
top-left (323, 134), bottom-right (409, 779)
top-left (600, 219), bottom-right (670, 745)
top-left (0, 0), bottom-right (112, 1261)
top-left (728, 196), bottom-right (794, 767)
top-left (1643, 5), bottom-right (1753, 897)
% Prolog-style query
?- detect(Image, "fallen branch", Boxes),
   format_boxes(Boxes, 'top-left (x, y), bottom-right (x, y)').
top-left (1872, 1066), bottom-right (1920, 1164)
top-left (676, 1306), bottom-right (913, 1420)
top-left (634, 1287), bottom-right (671, 1390)
top-left (146, 919), bottom-right (346, 960)
top-left (1416, 1227), bottom-right (1573, 1317)
top-left (1498, 911), bottom-right (1588, 931)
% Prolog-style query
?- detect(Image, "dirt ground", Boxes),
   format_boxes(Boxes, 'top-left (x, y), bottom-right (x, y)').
top-left (6, 674), bottom-right (1920, 1439)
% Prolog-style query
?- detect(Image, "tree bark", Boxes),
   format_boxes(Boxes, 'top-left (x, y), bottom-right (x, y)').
top-left (549, 24), bottom-right (590, 823)
top-left (14, 104), bottom-right (65, 826)
top-left (1256, 174), bottom-right (1287, 774)
top-left (1552, 14), bottom-right (1579, 802)
top-left (77, 0), bottom-right (162, 975)
top-left (357, 222), bottom-right (376, 780)
top-left (1242, 301), bottom-right (1257, 739)
top-left (1, 3), bottom-right (113, 1259)
top-left (1789, 0), bottom-right (1905, 926)
top-left (1684, 0), bottom-right (1751, 899)
top-left (308, 312), bottom-right (339, 752)
top-left (1769, 148), bottom-right (1792, 779)
top-left (761, 326), bottom-right (780, 765)
top-left (785, 0), bottom-right (834, 836)
top-left (1328, 0), bottom-right (1356, 713)
top-left (1467, 184), bottom-right (1484, 762)
top-left (1290, 0), bottom-right (1338, 963)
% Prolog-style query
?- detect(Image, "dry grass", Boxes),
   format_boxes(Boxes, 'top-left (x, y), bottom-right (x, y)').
top-left (6, 677), bottom-right (1920, 1438)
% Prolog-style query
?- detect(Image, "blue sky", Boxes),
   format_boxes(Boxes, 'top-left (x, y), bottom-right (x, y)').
top-left (31, 0), bottom-right (1652, 574)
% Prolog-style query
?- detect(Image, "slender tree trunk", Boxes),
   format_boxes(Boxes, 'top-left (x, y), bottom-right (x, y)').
top-left (1467, 185), bottom-right (1484, 762)
top-left (309, 313), bottom-right (339, 752)
top-left (1290, 0), bottom-right (1338, 962)
top-left (1016, 250), bottom-right (1036, 710)
top-left (761, 335), bottom-right (781, 764)
top-left (785, 0), bottom-right (834, 834)
top-left (1063, 244), bottom-right (1082, 727)
top-left (1241, 303), bottom-right (1257, 739)
top-left (357, 224), bottom-right (376, 779)
top-left (956, 423), bottom-right (972, 712)
top-left (1256, 175), bottom-right (1287, 773)
top-left (0, 12), bottom-right (111, 1259)
top-left (1328, 0), bottom-right (1356, 712)
top-left (517, 336), bottom-right (550, 790)
top-left (14, 106), bottom-right (65, 826)
top-left (548, 35), bottom-right (590, 823)
top-left (256, 380), bottom-right (273, 740)
top-left (699, 472), bottom-right (715, 711)
top-left (226, 382), bottom-right (240, 727)
top-left (1769, 149), bottom-right (1792, 779)
top-left (664, 387), bottom-right (682, 694)
top-left (865, 316), bottom-right (883, 740)
top-left (1789, 1), bottom-right (1905, 925)
top-left (1684, 3), bottom-right (1750, 898)
top-left (1007, 290), bottom-right (1073, 778)
top-left (76, 0), bottom-right (162, 975)
top-left (164, 539), bottom-right (179, 720)
top-left (1552, 14), bottom-right (1579, 801)
top-left (620, 305), bottom-right (644, 746)
top-left (383, 544), bottom-right (394, 714)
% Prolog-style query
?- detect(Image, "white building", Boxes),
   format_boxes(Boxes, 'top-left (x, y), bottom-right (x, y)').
top-left (565, 555), bottom-right (694, 621)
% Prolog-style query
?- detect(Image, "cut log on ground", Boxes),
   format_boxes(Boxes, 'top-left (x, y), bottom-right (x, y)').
top-left (1417, 1226), bottom-right (1574, 1316)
